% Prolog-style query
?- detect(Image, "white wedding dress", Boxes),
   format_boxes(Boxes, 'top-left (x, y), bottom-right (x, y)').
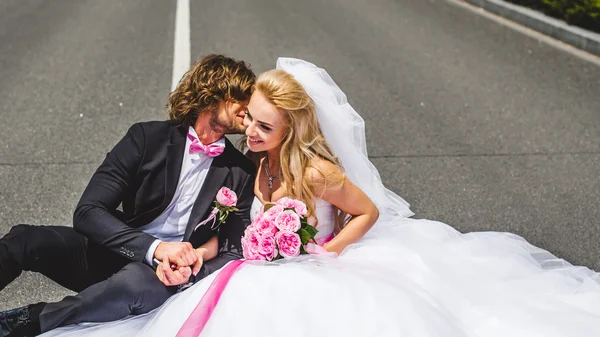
top-left (41, 197), bottom-right (600, 337)
top-left (40, 57), bottom-right (600, 336)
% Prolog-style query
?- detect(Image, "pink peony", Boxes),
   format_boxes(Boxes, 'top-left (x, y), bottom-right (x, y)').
top-left (243, 224), bottom-right (256, 238)
top-left (242, 229), bottom-right (263, 260)
top-left (216, 187), bottom-right (237, 207)
top-left (262, 204), bottom-right (285, 222)
top-left (241, 237), bottom-right (253, 259)
top-left (275, 210), bottom-right (302, 232)
top-left (275, 231), bottom-right (302, 258)
top-left (276, 198), bottom-right (308, 217)
top-left (254, 218), bottom-right (278, 236)
top-left (257, 235), bottom-right (277, 261)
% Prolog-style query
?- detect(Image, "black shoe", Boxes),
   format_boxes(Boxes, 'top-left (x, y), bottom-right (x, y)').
top-left (0, 303), bottom-right (44, 337)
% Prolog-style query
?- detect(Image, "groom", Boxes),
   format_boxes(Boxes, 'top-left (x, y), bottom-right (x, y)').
top-left (0, 54), bottom-right (256, 336)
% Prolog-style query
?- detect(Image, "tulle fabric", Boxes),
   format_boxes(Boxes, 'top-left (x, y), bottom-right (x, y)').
top-left (41, 216), bottom-right (600, 337)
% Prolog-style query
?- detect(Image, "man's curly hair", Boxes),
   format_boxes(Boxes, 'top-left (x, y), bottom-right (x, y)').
top-left (167, 54), bottom-right (256, 126)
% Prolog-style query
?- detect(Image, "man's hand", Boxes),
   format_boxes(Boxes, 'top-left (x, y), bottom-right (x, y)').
top-left (156, 256), bottom-right (192, 286)
top-left (154, 242), bottom-right (197, 269)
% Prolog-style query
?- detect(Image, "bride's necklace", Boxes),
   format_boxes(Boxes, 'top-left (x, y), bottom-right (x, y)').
top-left (263, 156), bottom-right (280, 190)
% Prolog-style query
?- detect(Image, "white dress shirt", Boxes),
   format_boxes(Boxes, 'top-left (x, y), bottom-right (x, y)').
top-left (139, 126), bottom-right (225, 264)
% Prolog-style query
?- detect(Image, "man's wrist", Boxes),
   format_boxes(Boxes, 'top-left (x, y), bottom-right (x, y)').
top-left (145, 239), bottom-right (162, 265)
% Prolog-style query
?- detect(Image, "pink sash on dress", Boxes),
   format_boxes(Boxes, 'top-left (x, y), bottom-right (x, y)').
top-left (175, 260), bottom-right (246, 337)
top-left (175, 233), bottom-right (335, 337)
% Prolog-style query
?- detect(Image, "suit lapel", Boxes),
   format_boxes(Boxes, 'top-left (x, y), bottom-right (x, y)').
top-left (183, 142), bottom-right (232, 241)
top-left (163, 125), bottom-right (188, 209)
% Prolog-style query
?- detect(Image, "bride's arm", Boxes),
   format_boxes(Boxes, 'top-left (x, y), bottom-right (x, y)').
top-left (195, 235), bottom-right (219, 262)
top-left (308, 161), bottom-right (379, 255)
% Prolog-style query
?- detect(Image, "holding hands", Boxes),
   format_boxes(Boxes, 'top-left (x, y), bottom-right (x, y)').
top-left (154, 242), bottom-right (206, 286)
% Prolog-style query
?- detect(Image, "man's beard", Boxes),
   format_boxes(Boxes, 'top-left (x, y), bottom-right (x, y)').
top-left (209, 111), bottom-right (245, 134)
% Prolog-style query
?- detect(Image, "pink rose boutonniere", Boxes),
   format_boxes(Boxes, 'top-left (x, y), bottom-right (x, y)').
top-left (215, 187), bottom-right (238, 222)
top-left (195, 187), bottom-right (238, 231)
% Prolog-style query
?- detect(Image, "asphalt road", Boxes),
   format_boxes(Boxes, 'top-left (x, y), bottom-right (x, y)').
top-left (1, 0), bottom-right (599, 310)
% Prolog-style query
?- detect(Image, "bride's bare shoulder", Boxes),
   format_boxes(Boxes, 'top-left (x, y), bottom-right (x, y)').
top-left (305, 158), bottom-right (345, 188)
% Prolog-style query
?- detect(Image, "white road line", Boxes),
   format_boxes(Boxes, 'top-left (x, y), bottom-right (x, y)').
top-left (171, 0), bottom-right (191, 92)
top-left (444, 0), bottom-right (600, 66)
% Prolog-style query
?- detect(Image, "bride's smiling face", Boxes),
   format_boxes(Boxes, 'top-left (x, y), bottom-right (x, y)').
top-left (244, 91), bottom-right (287, 152)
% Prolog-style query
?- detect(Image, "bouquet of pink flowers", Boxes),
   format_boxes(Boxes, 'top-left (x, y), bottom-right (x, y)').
top-left (241, 197), bottom-right (318, 261)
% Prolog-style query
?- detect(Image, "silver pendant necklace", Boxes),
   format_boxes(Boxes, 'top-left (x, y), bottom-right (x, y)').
top-left (264, 156), bottom-right (280, 190)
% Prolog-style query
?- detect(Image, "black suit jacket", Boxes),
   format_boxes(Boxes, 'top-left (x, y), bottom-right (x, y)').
top-left (73, 121), bottom-right (255, 266)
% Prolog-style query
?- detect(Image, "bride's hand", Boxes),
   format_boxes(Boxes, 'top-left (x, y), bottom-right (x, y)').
top-left (309, 159), bottom-right (379, 255)
top-left (192, 248), bottom-right (207, 276)
top-left (321, 242), bottom-right (342, 256)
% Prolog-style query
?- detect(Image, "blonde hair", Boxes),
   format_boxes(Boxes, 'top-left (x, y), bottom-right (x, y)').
top-left (255, 69), bottom-right (347, 229)
top-left (168, 54), bottom-right (255, 126)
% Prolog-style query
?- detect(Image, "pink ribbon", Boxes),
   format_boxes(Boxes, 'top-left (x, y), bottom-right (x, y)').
top-left (305, 233), bottom-right (337, 256)
top-left (176, 260), bottom-right (246, 337)
top-left (194, 208), bottom-right (220, 231)
top-left (315, 233), bottom-right (335, 246)
top-left (188, 133), bottom-right (224, 157)
top-left (175, 234), bottom-right (336, 336)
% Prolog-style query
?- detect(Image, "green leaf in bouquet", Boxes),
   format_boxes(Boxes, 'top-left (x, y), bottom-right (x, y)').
top-left (263, 203), bottom-right (276, 212)
top-left (302, 224), bottom-right (318, 239)
top-left (299, 228), bottom-right (312, 245)
top-left (300, 245), bottom-right (308, 255)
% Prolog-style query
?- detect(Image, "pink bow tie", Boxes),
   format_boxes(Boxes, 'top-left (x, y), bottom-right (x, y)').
top-left (188, 133), bottom-right (225, 157)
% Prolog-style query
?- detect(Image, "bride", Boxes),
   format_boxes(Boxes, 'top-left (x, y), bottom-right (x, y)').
top-left (42, 58), bottom-right (600, 337)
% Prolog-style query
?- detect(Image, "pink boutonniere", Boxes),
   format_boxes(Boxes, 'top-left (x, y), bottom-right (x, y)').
top-left (214, 187), bottom-right (238, 222)
top-left (195, 187), bottom-right (238, 230)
